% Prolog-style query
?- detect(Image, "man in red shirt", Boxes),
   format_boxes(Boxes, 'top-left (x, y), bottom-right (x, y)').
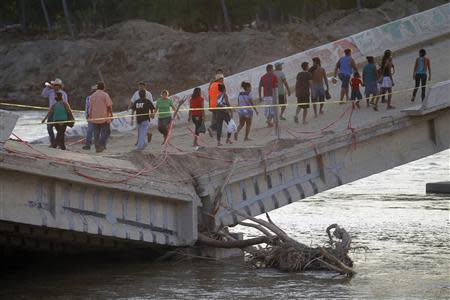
top-left (259, 64), bottom-right (278, 127)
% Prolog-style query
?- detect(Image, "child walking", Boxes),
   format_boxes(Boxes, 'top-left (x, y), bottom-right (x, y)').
top-left (350, 71), bottom-right (363, 109)
top-left (131, 90), bottom-right (155, 150)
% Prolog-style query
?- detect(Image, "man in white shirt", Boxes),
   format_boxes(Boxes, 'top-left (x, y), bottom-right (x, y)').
top-left (129, 81), bottom-right (153, 109)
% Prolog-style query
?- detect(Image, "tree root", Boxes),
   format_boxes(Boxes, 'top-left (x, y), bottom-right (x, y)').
top-left (197, 211), bottom-right (356, 276)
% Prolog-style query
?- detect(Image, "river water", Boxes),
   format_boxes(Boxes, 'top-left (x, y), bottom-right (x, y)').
top-left (1, 112), bottom-right (449, 299)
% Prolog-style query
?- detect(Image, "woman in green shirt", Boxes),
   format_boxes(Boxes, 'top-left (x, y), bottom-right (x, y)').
top-left (155, 90), bottom-right (177, 144)
top-left (42, 92), bottom-right (73, 150)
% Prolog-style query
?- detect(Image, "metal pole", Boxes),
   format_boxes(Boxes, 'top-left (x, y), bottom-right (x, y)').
top-left (273, 87), bottom-right (280, 139)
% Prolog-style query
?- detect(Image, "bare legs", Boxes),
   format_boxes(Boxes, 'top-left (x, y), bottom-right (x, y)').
top-left (235, 117), bottom-right (253, 141)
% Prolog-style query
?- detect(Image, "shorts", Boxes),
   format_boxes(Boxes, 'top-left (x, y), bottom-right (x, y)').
top-left (350, 90), bottom-right (362, 101)
top-left (365, 82), bottom-right (379, 96)
top-left (380, 76), bottom-right (393, 88)
top-left (312, 84), bottom-right (325, 102)
top-left (238, 108), bottom-right (253, 119)
top-left (278, 94), bottom-right (286, 105)
top-left (297, 94), bottom-right (310, 109)
top-left (338, 73), bottom-right (351, 89)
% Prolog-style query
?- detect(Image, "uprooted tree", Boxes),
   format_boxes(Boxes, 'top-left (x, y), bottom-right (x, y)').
top-left (197, 209), bottom-right (356, 277)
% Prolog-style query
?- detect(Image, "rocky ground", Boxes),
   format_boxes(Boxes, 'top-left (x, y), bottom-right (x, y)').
top-left (0, 0), bottom-right (443, 110)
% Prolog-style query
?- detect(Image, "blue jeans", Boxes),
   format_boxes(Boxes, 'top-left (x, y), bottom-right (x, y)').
top-left (85, 122), bottom-right (94, 146)
top-left (93, 123), bottom-right (110, 148)
top-left (137, 120), bottom-right (149, 150)
top-left (47, 124), bottom-right (55, 146)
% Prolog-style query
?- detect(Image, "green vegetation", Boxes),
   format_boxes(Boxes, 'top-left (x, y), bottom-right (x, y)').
top-left (1, 0), bottom-right (394, 34)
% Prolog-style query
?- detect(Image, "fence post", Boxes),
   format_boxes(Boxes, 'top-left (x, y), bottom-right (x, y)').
top-left (273, 87), bottom-right (280, 139)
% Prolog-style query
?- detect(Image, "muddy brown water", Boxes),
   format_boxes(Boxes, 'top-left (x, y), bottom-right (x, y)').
top-left (1, 113), bottom-right (449, 299)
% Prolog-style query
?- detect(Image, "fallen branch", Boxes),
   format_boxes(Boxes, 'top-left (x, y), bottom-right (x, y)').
top-left (198, 210), bottom-right (356, 276)
top-left (197, 233), bottom-right (271, 249)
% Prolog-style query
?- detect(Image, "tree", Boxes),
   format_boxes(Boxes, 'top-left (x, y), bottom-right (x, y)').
top-left (40, 0), bottom-right (52, 32)
top-left (220, 0), bottom-right (231, 32)
top-left (61, 0), bottom-right (75, 37)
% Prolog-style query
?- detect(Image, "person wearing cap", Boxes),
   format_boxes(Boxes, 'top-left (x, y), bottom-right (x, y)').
top-left (274, 61), bottom-right (291, 120)
top-left (259, 64), bottom-right (278, 127)
top-left (82, 84), bottom-right (97, 150)
top-left (41, 78), bottom-right (68, 147)
top-left (88, 82), bottom-right (113, 153)
top-left (207, 72), bottom-right (224, 137)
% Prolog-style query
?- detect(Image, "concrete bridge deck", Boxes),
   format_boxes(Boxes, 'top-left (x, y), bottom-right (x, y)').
top-left (0, 5), bottom-right (449, 251)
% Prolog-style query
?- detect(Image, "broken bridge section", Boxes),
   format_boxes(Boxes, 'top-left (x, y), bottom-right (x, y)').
top-left (197, 81), bottom-right (450, 228)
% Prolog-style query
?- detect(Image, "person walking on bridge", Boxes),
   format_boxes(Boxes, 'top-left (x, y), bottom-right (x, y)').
top-left (188, 87), bottom-right (205, 147)
top-left (41, 78), bottom-right (68, 147)
top-left (334, 49), bottom-right (358, 103)
top-left (215, 84), bottom-right (233, 146)
top-left (411, 48), bottom-right (431, 102)
top-left (207, 72), bottom-right (225, 137)
top-left (295, 61), bottom-right (312, 124)
top-left (362, 56), bottom-right (379, 110)
top-left (379, 50), bottom-right (395, 109)
top-left (259, 64), bottom-right (278, 127)
top-left (128, 81), bottom-right (154, 145)
top-left (234, 81), bottom-right (258, 141)
top-left (89, 82), bottom-right (113, 153)
top-left (82, 84), bottom-right (97, 150)
top-left (155, 90), bottom-right (177, 144)
top-left (310, 57), bottom-right (329, 116)
top-left (132, 90), bottom-right (155, 150)
top-left (41, 92), bottom-right (73, 150)
top-left (274, 61), bottom-right (291, 120)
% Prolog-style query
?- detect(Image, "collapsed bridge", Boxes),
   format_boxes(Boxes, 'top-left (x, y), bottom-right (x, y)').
top-left (0, 4), bottom-right (449, 252)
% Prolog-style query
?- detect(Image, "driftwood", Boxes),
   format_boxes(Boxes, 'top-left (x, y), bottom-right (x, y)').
top-left (197, 210), bottom-right (356, 276)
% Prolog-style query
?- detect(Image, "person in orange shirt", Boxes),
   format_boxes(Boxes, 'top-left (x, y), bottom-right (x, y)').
top-left (88, 82), bottom-right (113, 153)
top-left (207, 72), bottom-right (224, 137)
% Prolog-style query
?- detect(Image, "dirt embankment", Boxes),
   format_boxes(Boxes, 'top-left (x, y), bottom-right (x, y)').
top-left (0, 0), bottom-right (442, 110)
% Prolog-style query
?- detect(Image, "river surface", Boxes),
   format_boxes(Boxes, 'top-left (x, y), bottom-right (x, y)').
top-left (1, 112), bottom-right (449, 299)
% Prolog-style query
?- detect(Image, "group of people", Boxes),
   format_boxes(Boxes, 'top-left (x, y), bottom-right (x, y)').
top-left (40, 48), bottom-right (431, 151)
